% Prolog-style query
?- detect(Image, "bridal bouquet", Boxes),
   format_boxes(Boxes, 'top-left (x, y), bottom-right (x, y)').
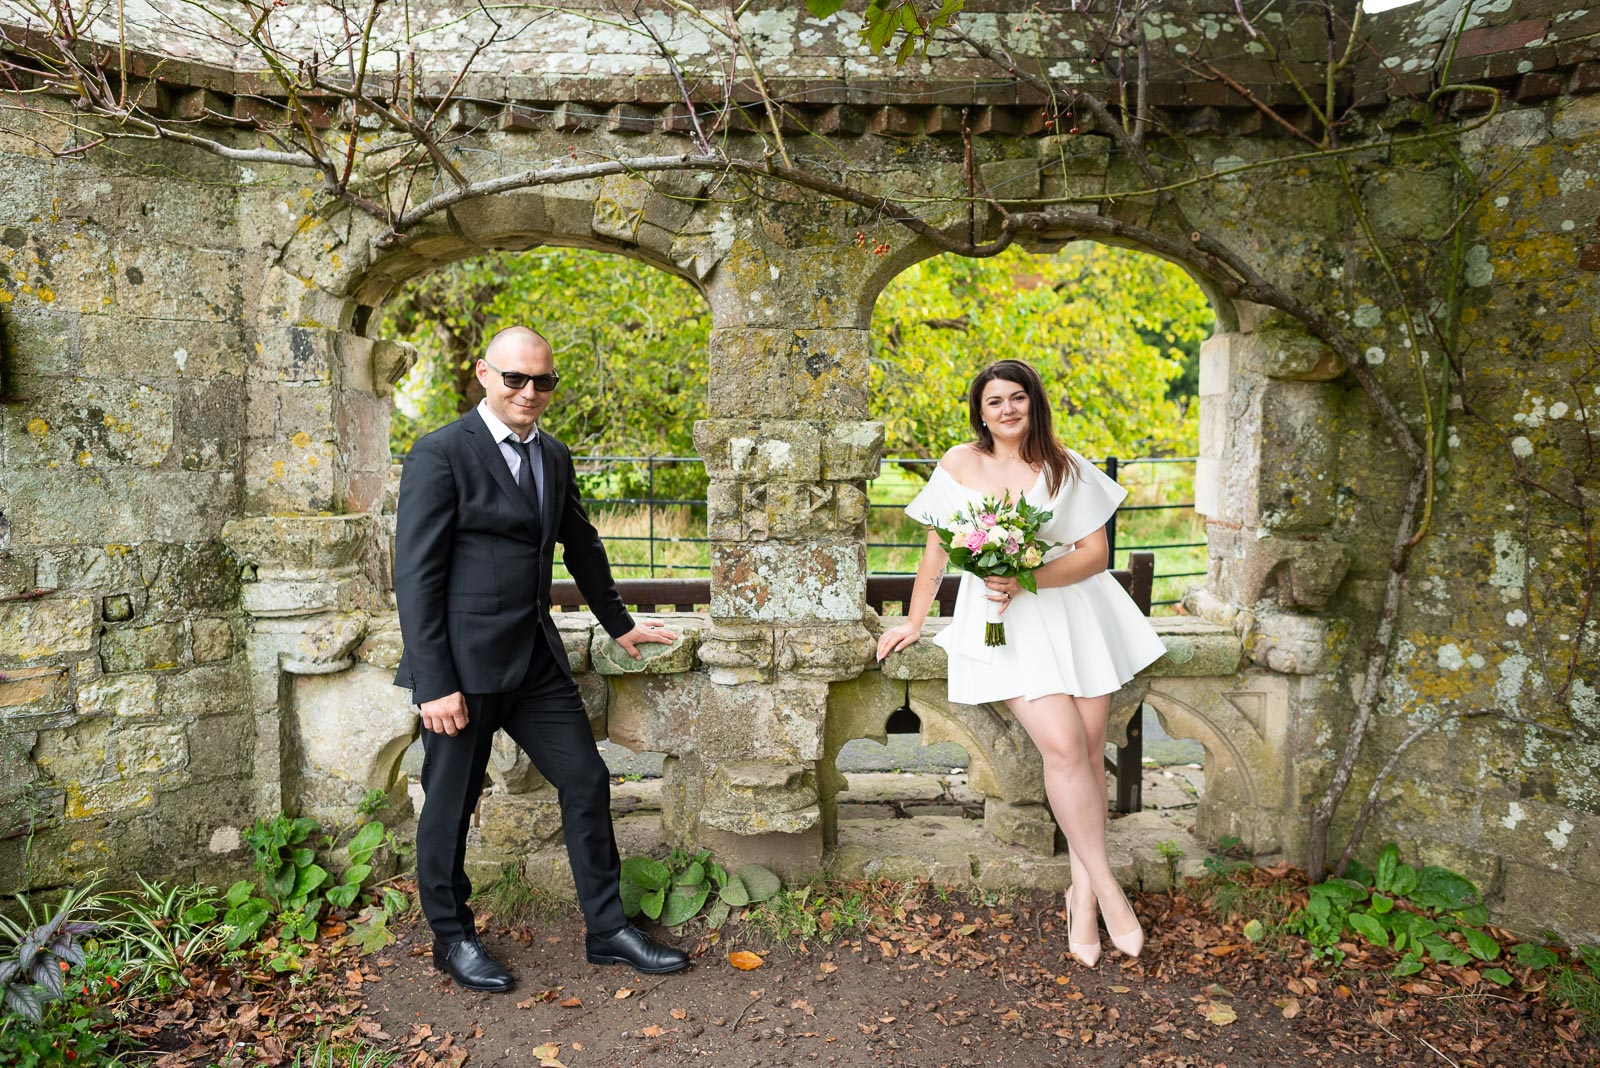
top-left (934, 494), bottom-right (1057, 646)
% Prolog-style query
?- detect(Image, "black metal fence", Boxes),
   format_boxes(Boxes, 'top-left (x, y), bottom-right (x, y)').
top-left (568, 454), bottom-right (1208, 609)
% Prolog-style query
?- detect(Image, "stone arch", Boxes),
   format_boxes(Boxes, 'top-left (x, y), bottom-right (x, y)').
top-left (1141, 672), bottom-right (1293, 855)
top-left (231, 174), bottom-right (729, 825)
top-left (819, 670), bottom-right (1054, 857)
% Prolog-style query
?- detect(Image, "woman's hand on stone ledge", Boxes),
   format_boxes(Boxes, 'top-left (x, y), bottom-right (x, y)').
top-left (876, 622), bottom-right (922, 662)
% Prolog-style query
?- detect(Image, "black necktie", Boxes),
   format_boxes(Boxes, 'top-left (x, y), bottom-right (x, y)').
top-left (508, 438), bottom-right (542, 524)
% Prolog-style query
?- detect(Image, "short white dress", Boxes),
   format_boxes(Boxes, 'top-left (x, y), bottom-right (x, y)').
top-left (904, 448), bottom-right (1168, 705)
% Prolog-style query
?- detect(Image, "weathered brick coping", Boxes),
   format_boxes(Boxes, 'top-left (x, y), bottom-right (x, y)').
top-left (356, 612), bottom-right (1240, 680)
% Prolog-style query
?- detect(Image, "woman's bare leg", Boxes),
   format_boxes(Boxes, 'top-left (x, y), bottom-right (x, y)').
top-left (1068, 694), bottom-right (1139, 937)
top-left (1005, 692), bottom-right (1138, 941)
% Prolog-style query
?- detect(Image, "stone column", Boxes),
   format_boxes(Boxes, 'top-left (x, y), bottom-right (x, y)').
top-left (1190, 319), bottom-right (1358, 861)
top-left (228, 309), bottom-right (417, 820)
top-left (686, 236), bottom-right (884, 877)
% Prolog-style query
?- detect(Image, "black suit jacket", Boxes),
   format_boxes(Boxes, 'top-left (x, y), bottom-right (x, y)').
top-left (393, 410), bottom-right (634, 703)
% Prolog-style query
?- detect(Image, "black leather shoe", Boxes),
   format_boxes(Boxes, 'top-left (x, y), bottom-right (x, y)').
top-left (585, 923), bottom-right (690, 974)
top-left (432, 937), bottom-right (516, 992)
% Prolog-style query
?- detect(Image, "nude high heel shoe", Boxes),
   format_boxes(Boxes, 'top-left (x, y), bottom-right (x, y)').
top-left (1064, 886), bottom-right (1102, 968)
top-left (1105, 887), bottom-right (1144, 959)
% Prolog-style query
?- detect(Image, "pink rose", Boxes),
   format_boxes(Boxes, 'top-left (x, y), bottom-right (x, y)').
top-left (1005, 537), bottom-right (1020, 555)
top-left (964, 530), bottom-right (988, 551)
top-left (980, 513), bottom-right (998, 527)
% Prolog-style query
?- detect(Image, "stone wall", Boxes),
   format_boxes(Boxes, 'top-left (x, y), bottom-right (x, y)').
top-left (1, 104), bottom-right (257, 886)
top-left (1, 1), bottom-right (1597, 942)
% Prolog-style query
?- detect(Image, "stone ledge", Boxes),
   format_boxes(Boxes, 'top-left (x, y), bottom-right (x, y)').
top-left (362, 610), bottom-right (1241, 680)
top-left (590, 615), bottom-right (705, 675)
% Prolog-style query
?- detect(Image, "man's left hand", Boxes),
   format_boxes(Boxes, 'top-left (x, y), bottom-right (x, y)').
top-left (614, 619), bottom-right (678, 660)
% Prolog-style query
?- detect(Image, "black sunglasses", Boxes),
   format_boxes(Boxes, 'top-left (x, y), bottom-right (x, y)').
top-left (484, 357), bottom-right (560, 393)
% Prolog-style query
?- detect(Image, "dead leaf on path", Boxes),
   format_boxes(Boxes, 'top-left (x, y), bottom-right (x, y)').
top-left (1277, 997), bottom-right (1301, 1019)
top-left (670, 1008), bottom-right (688, 1020)
top-left (1204, 1003), bottom-right (1238, 1025)
top-left (614, 988), bottom-right (635, 999)
top-left (640, 1025), bottom-right (665, 1038)
top-left (818, 962), bottom-right (837, 974)
top-left (728, 951), bottom-right (764, 970)
top-left (790, 999), bottom-right (815, 1016)
top-left (1287, 977), bottom-right (1307, 995)
top-left (531, 1043), bottom-right (560, 1059)
top-left (1110, 985), bottom-right (1130, 994)
top-left (559, 997), bottom-right (581, 1008)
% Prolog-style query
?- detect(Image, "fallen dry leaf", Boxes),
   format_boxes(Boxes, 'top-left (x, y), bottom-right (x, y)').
top-left (670, 1008), bottom-right (687, 1020)
top-left (1204, 1003), bottom-right (1238, 1026)
top-left (728, 951), bottom-right (764, 970)
top-left (531, 1043), bottom-right (560, 1059)
top-left (818, 962), bottom-right (838, 974)
top-left (614, 988), bottom-right (634, 1000)
top-left (559, 997), bottom-right (581, 1008)
top-left (640, 1025), bottom-right (665, 1038)
top-left (1278, 997), bottom-right (1301, 1019)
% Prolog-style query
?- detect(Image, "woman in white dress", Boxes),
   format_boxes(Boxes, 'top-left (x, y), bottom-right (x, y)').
top-left (875, 359), bottom-right (1168, 967)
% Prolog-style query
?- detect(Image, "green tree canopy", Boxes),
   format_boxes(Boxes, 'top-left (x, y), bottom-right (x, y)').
top-left (870, 244), bottom-right (1212, 468)
top-left (382, 242), bottom-right (1210, 491)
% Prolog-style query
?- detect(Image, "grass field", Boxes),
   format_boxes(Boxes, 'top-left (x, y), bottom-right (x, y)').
top-left (560, 456), bottom-right (1208, 615)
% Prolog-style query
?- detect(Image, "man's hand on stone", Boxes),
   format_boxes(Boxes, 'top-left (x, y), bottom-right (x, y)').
top-left (614, 619), bottom-right (678, 660)
top-left (420, 691), bottom-right (469, 736)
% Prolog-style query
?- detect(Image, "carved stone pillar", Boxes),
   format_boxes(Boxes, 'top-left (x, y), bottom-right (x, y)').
top-left (225, 322), bottom-right (416, 821)
top-left (1197, 323), bottom-right (1351, 615)
top-left (688, 243), bottom-right (883, 876)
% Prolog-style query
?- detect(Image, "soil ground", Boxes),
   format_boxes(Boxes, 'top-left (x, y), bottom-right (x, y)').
top-left (354, 886), bottom-right (1591, 1068)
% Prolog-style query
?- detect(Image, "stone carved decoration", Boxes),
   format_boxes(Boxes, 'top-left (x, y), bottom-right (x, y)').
top-left (287, 664), bottom-right (417, 824)
top-left (1144, 673), bottom-right (1292, 854)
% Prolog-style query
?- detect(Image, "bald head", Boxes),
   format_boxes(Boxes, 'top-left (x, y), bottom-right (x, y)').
top-left (478, 325), bottom-right (557, 436)
top-left (485, 325), bottom-right (551, 363)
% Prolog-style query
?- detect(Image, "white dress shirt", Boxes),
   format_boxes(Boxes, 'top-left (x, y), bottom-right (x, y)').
top-left (476, 399), bottom-right (544, 509)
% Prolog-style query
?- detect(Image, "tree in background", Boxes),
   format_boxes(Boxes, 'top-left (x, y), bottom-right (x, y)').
top-left (386, 243), bottom-right (1207, 489)
top-left (383, 249), bottom-right (712, 499)
top-left (872, 244), bottom-right (1212, 469)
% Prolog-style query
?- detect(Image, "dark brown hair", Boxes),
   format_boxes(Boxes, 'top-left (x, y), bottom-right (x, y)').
top-left (967, 359), bottom-right (1077, 496)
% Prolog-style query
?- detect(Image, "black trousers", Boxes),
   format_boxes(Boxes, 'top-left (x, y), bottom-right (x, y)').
top-left (415, 635), bottom-right (625, 941)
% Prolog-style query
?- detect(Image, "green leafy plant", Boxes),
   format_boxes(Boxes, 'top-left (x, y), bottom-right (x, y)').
top-left (1288, 844), bottom-right (1498, 972)
top-left (0, 1003), bottom-right (116, 1067)
top-left (619, 849), bottom-right (779, 931)
top-left (1201, 834), bottom-right (1252, 877)
top-left (344, 888), bottom-right (413, 956)
top-left (747, 882), bottom-right (879, 946)
top-left (98, 876), bottom-right (228, 997)
top-left (1156, 840), bottom-right (1186, 886)
top-left (221, 791), bottom-right (400, 966)
top-left (0, 884), bottom-right (117, 1067)
top-left (0, 883), bottom-right (101, 1026)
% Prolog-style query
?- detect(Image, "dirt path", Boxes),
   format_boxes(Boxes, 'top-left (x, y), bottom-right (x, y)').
top-left (360, 890), bottom-right (1587, 1068)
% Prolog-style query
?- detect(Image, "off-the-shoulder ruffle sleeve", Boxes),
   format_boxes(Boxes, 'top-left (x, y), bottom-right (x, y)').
top-left (905, 466), bottom-right (962, 527)
top-left (1052, 449), bottom-right (1130, 545)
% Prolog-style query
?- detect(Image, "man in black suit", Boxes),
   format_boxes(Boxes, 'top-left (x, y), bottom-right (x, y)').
top-left (394, 325), bottom-right (689, 990)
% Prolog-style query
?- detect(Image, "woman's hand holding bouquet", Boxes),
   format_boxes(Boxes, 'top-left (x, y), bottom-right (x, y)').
top-left (935, 493), bottom-right (1057, 646)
